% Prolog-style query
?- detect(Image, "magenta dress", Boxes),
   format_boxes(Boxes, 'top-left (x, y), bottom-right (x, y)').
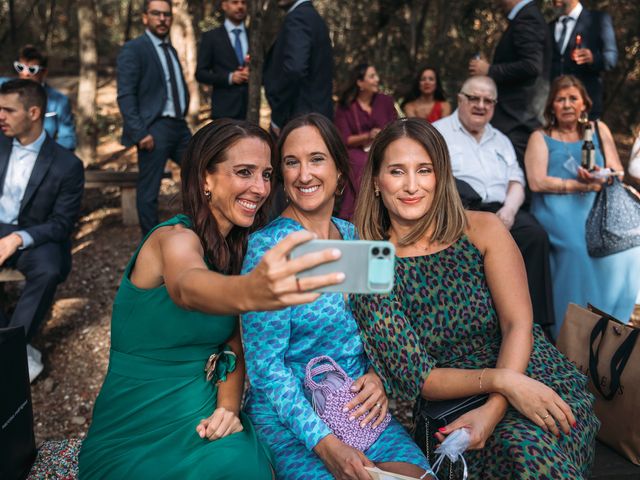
top-left (334, 93), bottom-right (397, 220)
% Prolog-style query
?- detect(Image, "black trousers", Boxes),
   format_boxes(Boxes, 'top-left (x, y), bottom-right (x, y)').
top-left (136, 117), bottom-right (191, 235)
top-left (504, 127), bottom-right (533, 210)
top-left (0, 224), bottom-right (71, 342)
top-left (474, 204), bottom-right (555, 330)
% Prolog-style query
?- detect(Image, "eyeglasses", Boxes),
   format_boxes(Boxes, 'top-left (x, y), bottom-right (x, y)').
top-left (147, 10), bottom-right (172, 18)
top-left (14, 61), bottom-right (44, 76)
top-left (460, 92), bottom-right (497, 107)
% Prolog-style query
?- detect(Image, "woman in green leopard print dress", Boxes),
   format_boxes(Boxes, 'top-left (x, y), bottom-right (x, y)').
top-left (350, 118), bottom-right (599, 479)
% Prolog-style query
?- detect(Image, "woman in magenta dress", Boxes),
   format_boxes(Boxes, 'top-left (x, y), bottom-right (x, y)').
top-left (402, 66), bottom-right (451, 123)
top-left (334, 63), bottom-right (397, 220)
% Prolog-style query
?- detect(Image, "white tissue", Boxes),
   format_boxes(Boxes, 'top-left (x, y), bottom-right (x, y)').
top-left (432, 428), bottom-right (471, 480)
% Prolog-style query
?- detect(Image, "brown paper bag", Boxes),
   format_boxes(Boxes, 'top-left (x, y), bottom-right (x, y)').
top-left (556, 303), bottom-right (640, 465)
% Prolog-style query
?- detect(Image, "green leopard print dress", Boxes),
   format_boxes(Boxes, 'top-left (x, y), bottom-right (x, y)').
top-left (351, 235), bottom-right (600, 479)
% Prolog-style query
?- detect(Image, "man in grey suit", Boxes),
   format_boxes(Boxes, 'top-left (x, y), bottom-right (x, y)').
top-left (117, 0), bottom-right (191, 234)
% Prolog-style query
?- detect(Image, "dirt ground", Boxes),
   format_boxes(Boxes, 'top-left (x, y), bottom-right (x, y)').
top-left (3, 76), bottom-right (639, 446)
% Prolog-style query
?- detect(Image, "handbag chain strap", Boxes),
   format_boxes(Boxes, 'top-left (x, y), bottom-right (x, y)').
top-left (589, 317), bottom-right (640, 400)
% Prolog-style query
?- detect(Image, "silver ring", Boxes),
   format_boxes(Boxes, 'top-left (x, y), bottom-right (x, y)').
top-left (541, 413), bottom-right (550, 420)
top-left (374, 402), bottom-right (381, 409)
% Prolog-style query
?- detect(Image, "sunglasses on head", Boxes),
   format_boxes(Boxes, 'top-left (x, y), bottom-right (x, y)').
top-left (14, 61), bottom-right (44, 75)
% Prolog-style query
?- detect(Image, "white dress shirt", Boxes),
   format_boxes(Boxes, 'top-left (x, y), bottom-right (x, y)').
top-left (0, 129), bottom-right (46, 247)
top-left (145, 30), bottom-right (187, 118)
top-left (224, 19), bottom-right (248, 85)
top-left (288, 0), bottom-right (311, 13)
top-left (554, 2), bottom-right (583, 54)
top-left (433, 111), bottom-right (525, 204)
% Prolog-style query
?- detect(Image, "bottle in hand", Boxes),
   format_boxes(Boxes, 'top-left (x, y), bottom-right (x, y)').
top-left (581, 123), bottom-right (596, 171)
top-left (571, 34), bottom-right (583, 62)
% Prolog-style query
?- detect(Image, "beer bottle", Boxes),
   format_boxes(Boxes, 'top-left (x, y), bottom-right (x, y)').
top-left (581, 123), bottom-right (596, 171)
top-left (571, 34), bottom-right (583, 62)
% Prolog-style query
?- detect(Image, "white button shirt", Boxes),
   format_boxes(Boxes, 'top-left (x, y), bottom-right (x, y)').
top-left (0, 129), bottom-right (46, 247)
top-left (433, 111), bottom-right (525, 204)
top-left (554, 2), bottom-right (583, 54)
top-left (145, 30), bottom-right (187, 118)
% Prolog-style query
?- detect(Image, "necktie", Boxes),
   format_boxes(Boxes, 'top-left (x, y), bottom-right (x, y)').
top-left (232, 28), bottom-right (244, 66)
top-left (160, 43), bottom-right (183, 117)
top-left (558, 17), bottom-right (571, 54)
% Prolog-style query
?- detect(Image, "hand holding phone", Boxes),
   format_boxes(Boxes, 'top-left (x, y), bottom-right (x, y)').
top-left (290, 240), bottom-right (396, 294)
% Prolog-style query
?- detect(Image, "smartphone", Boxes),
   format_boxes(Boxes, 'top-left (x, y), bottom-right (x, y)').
top-left (289, 239), bottom-right (395, 294)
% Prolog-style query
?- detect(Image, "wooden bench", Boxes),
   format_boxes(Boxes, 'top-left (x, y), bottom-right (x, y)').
top-left (84, 170), bottom-right (172, 226)
top-left (0, 267), bottom-right (25, 282)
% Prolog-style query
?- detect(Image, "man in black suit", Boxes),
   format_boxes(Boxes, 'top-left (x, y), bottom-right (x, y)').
top-left (0, 79), bottom-right (84, 382)
top-left (263, 0), bottom-right (333, 135)
top-left (117, 0), bottom-right (191, 234)
top-left (196, 0), bottom-right (249, 120)
top-left (550, 0), bottom-right (617, 119)
top-left (469, 0), bottom-right (550, 170)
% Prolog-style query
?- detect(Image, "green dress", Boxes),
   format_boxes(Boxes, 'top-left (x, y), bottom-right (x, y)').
top-left (79, 215), bottom-right (272, 479)
top-left (351, 235), bottom-right (600, 479)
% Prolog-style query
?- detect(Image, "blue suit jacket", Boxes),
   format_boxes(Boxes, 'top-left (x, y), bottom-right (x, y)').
top-left (0, 133), bottom-right (84, 249)
top-left (0, 78), bottom-right (76, 150)
top-left (263, 2), bottom-right (333, 128)
top-left (117, 34), bottom-right (190, 147)
top-left (549, 9), bottom-right (617, 117)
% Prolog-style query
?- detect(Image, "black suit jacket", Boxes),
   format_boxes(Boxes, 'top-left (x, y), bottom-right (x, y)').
top-left (489, 1), bottom-right (551, 136)
top-left (549, 9), bottom-right (617, 117)
top-left (263, 1), bottom-right (333, 128)
top-left (117, 33), bottom-right (190, 146)
top-left (0, 133), bottom-right (84, 250)
top-left (196, 26), bottom-right (248, 120)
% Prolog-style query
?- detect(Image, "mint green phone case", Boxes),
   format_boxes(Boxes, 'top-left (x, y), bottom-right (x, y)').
top-left (289, 240), bottom-right (395, 294)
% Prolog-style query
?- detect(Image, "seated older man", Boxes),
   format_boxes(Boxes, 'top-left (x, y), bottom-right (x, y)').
top-left (434, 75), bottom-right (554, 332)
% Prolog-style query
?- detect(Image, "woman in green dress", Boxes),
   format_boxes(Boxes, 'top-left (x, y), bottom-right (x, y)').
top-left (350, 118), bottom-right (600, 478)
top-left (78, 120), bottom-right (344, 479)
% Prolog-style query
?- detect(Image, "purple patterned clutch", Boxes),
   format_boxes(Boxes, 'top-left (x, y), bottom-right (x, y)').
top-left (304, 355), bottom-right (391, 451)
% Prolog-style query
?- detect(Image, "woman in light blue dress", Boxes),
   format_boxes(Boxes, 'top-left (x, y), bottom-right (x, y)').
top-left (525, 75), bottom-right (640, 337)
top-left (241, 114), bottom-right (433, 480)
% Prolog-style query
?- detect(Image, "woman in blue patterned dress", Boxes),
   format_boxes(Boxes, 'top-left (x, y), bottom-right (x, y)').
top-left (525, 75), bottom-right (640, 337)
top-left (241, 114), bottom-right (433, 480)
top-left (350, 118), bottom-right (599, 478)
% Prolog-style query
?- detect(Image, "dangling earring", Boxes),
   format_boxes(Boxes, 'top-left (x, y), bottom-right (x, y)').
top-left (283, 184), bottom-right (290, 203)
top-left (204, 190), bottom-right (212, 201)
top-left (335, 174), bottom-right (345, 196)
top-left (374, 185), bottom-right (380, 197)
top-left (579, 111), bottom-right (589, 125)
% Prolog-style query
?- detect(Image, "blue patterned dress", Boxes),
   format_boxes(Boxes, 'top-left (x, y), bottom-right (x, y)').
top-left (530, 134), bottom-right (640, 337)
top-left (241, 217), bottom-right (432, 480)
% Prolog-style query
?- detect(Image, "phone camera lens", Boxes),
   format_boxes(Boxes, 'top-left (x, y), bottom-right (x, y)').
top-left (382, 247), bottom-right (390, 256)
top-left (372, 247), bottom-right (380, 256)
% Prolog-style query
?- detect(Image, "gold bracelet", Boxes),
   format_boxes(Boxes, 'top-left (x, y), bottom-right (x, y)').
top-left (479, 368), bottom-right (487, 392)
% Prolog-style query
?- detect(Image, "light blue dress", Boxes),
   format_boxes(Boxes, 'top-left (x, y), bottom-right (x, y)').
top-left (241, 217), bottom-right (432, 480)
top-left (531, 134), bottom-right (640, 337)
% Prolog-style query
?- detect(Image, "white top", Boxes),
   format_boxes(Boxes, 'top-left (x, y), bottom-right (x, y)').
top-left (0, 129), bottom-right (46, 247)
top-left (433, 111), bottom-right (525, 204)
top-left (629, 136), bottom-right (640, 178)
top-left (554, 2), bottom-right (583, 54)
top-left (145, 30), bottom-right (187, 118)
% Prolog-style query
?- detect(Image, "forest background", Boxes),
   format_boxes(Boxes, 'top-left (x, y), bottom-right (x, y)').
top-left (0, 0), bottom-right (638, 166)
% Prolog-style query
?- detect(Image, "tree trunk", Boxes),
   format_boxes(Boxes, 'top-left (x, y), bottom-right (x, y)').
top-left (170, 0), bottom-right (200, 128)
top-left (123, 0), bottom-right (134, 42)
top-left (77, 0), bottom-right (98, 167)
top-left (247, 0), bottom-right (278, 124)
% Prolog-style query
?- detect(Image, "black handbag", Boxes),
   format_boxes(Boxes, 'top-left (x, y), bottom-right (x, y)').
top-left (585, 178), bottom-right (640, 257)
top-left (412, 395), bottom-right (488, 480)
top-left (0, 327), bottom-right (37, 480)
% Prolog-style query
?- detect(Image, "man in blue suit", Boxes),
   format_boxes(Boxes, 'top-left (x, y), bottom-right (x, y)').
top-left (0, 79), bottom-right (84, 382)
top-left (196, 0), bottom-right (250, 120)
top-left (1, 45), bottom-right (77, 150)
top-left (550, 0), bottom-right (617, 119)
top-left (117, 0), bottom-right (191, 234)
top-left (263, 0), bottom-right (333, 135)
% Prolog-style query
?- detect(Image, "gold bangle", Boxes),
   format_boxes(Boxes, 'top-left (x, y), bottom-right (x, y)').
top-left (479, 368), bottom-right (487, 392)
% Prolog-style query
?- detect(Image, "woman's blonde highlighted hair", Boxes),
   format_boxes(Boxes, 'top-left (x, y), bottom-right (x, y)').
top-left (353, 118), bottom-right (466, 246)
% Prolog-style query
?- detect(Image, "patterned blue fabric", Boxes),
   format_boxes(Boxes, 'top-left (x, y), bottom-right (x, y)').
top-left (531, 134), bottom-right (640, 337)
top-left (241, 216), bottom-right (431, 479)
